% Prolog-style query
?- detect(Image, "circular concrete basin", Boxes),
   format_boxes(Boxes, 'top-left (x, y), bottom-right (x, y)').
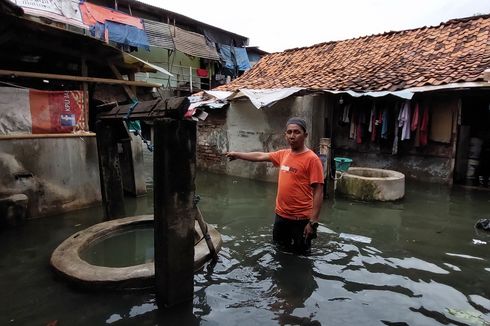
top-left (336, 167), bottom-right (405, 201)
top-left (50, 215), bottom-right (222, 290)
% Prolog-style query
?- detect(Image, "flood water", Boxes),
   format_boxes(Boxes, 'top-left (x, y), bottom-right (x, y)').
top-left (1, 171), bottom-right (489, 325)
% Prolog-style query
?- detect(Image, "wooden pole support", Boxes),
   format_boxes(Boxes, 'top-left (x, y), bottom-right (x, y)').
top-left (95, 120), bottom-right (126, 219)
top-left (153, 118), bottom-right (197, 308)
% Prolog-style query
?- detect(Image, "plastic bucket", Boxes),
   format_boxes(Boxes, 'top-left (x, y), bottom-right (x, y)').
top-left (334, 157), bottom-right (352, 172)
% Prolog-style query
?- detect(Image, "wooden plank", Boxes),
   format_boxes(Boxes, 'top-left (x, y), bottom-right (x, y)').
top-left (0, 69), bottom-right (161, 87)
top-left (0, 133), bottom-right (96, 140)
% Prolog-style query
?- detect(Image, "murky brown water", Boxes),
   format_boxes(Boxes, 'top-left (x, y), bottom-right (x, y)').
top-left (0, 171), bottom-right (489, 325)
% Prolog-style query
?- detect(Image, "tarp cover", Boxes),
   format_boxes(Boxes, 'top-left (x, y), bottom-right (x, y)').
top-left (80, 2), bottom-right (149, 49)
top-left (234, 47), bottom-right (251, 71)
top-left (218, 44), bottom-right (235, 69)
top-left (218, 45), bottom-right (251, 71)
top-left (0, 87), bottom-right (86, 134)
top-left (229, 88), bottom-right (304, 109)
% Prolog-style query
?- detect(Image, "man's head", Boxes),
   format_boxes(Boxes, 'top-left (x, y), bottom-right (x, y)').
top-left (285, 117), bottom-right (307, 151)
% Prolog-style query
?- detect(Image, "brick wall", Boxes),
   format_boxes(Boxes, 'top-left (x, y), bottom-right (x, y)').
top-left (197, 107), bottom-right (228, 173)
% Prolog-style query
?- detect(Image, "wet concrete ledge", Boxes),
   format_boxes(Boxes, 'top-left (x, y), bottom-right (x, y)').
top-left (50, 215), bottom-right (222, 290)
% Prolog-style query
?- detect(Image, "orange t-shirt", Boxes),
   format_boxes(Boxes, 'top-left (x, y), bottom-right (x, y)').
top-left (269, 149), bottom-right (324, 219)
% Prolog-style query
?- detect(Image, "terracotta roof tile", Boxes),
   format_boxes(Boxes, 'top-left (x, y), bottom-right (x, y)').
top-left (220, 14), bottom-right (490, 92)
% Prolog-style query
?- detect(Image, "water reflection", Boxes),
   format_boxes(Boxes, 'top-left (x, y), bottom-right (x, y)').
top-left (270, 251), bottom-right (320, 325)
top-left (0, 172), bottom-right (489, 325)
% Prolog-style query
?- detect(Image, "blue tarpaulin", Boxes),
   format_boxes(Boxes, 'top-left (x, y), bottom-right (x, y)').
top-left (218, 45), bottom-right (251, 71)
top-left (105, 21), bottom-right (150, 50)
top-left (234, 47), bottom-right (251, 71)
top-left (218, 44), bottom-right (235, 70)
top-left (89, 21), bottom-right (150, 50)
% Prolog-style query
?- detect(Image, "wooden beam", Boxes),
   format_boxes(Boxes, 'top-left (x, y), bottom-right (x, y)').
top-left (108, 63), bottom-right (137, 101)
top-left (154, 118), bottom-right (196, 308)
top-left (0, 69), bottom-right (161, 87)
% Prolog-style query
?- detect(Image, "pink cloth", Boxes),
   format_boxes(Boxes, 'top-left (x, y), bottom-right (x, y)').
top-left (411, 103), bottom-right (419, 131)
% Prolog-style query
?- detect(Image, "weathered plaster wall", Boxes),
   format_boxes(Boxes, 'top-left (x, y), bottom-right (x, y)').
top-left (0, 136), bottom-right (101, 218)
top-left (220, 94), bottom-right (326, 181)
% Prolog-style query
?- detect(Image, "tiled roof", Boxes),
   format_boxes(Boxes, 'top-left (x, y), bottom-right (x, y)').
top-left (219, 14), bottom-right (490, 92)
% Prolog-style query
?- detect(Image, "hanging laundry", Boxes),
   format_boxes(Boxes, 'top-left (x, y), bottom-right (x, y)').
top-left (80, 2), bottom-right (149, 49)
top-left (411, 102), bottom-right (419, 131)
top-left (196, 68), bottom-right (209, 78)
top-left (349, 109), bottom-right (356, 139)
top-left (368, 104), bottom-right (375, 133)
top-left (392, 104), bottom-right (401, 155)
top-left (381, 108), bottom-right (389, 139)
top-left (356, 115), bottom-right (363, 144)
top-left (341, 104), bottom-right (351, 123)
top-left (420, 103), bottom-right (429, 146)
top-left (398, 101), bottom-right (412, 141)
top-left (372, 110), bottom-right (383, 142)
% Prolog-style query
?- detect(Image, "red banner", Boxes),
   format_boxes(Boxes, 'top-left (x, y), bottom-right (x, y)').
top-left (29, 90), bottom-right (86, 134)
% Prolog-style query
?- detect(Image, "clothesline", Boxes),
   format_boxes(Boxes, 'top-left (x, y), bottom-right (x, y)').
top-left (341, 99), bottom-right (433, 154)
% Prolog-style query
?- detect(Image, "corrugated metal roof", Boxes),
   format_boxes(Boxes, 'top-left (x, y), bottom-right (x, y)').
top-left (173, 26), bottom-right (220, 61)
top-left (143, 19), bottom-right (175, 50)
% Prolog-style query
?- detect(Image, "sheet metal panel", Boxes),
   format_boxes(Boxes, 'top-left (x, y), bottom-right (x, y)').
top-left (143, 19), bottom-right (175, 50)
top-left (173, 26), bottom-right (220, 61)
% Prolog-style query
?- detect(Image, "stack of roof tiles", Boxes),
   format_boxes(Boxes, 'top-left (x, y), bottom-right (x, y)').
top-left (220, 14), bottom-right (490, 92)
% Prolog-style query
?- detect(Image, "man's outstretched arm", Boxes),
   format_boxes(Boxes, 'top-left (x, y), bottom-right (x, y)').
top-left (226, 151), bottom-right (271, 162)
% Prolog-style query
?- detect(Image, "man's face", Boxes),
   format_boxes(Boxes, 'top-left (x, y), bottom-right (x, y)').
top-left (285, 124), bottom-right (307, 150)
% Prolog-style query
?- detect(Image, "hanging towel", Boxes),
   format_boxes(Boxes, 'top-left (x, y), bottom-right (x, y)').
top-left (196, 68), bottom-right (209, 78)
top-left (399, 101), bottom-right (412, 141)
top-left (342, 104), bottom-right (351, 123)
top-left (368, 104), bottom-right (375, 133)
top-left (392, 104), bottom-right (401, 154)
top-left (381, 108), bottom-right (389, 139)
top-left (356, 116), bottom-right (363, 144)
top-left (349, 109), bottom-right (356, 139)
top-left (420, 104), bottom-right (429, 146)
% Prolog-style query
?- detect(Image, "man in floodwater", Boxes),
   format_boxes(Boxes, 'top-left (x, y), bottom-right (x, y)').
top-left (226, 117), bottom-right (324, 254)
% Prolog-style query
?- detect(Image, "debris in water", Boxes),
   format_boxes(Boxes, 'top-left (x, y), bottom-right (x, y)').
top-left (446, 308), bottom-right (490, 326)
top-left (472, 239), bottom-right (487, 245)
top-left (339, 233), bottom-right (372, 244)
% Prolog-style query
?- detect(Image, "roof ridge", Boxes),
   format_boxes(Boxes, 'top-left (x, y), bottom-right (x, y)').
top-left (280, 12), bottom-right (490, 54)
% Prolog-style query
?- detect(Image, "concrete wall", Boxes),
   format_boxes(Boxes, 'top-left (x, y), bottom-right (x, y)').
top-left (197, 94), bottom-right (327, 182)
top-left (198, 91), bottom-right (459, 184)
top-left (0, 135), bottom-right (101, 218)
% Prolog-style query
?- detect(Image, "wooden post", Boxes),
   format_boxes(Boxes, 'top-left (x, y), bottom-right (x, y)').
top-left (81, 56), bottom-right (89, 131)
top-left (320, 138), bottom-right (335, 199)
top-left (153, 118), bottom-right (196, 308)
top-left (95, 120), bottom-right (126, 219)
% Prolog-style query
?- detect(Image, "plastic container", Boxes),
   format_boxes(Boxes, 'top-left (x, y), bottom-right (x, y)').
top-left (334, 157), bottom-right (352, 172)
top-left (466, 158), bottom-right (479, 178)
top-left (469, 138), bottom-right (483, 159)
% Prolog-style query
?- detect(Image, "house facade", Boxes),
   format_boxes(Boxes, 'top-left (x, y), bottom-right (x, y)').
top-left (0, 0), bottom-right (257, 220)
top-left (197, 14), bottom-right (490, 186)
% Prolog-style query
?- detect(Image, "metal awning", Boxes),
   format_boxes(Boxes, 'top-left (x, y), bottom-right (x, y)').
top-left (143, 19), bottom-right (175, 50)
top-left (173, 26), bottom-right (220, 61)
top-left (122, 52), bottom-right (173, 77)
